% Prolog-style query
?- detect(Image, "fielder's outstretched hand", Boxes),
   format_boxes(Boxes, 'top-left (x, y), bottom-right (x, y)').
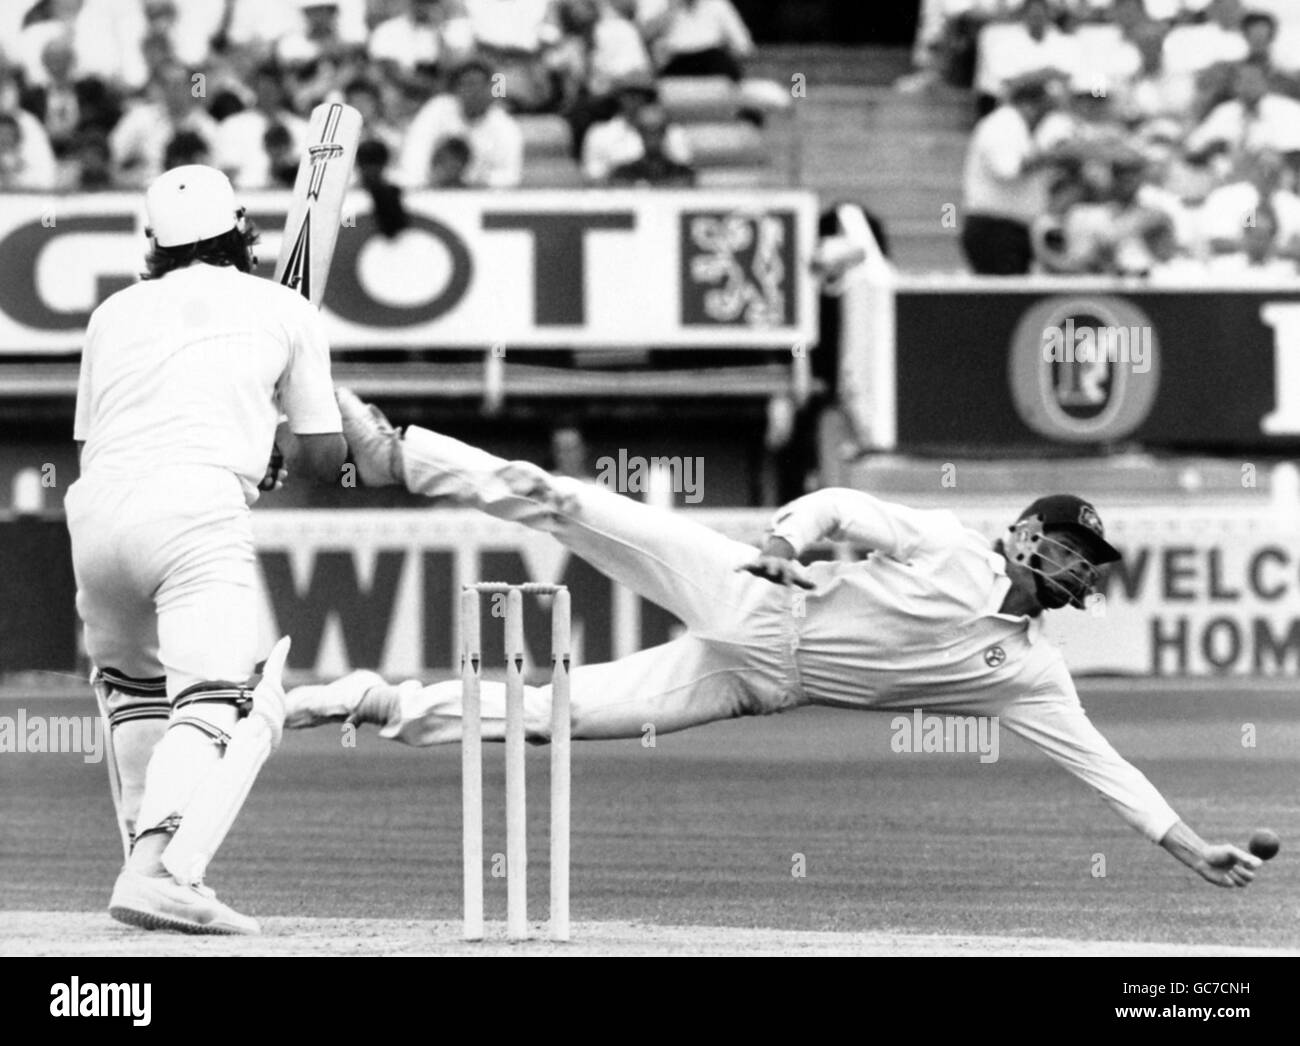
top-left (1194, 844), bottom-right (1262, 888)
top-left (1160, 821), bottom-right (1262, 888)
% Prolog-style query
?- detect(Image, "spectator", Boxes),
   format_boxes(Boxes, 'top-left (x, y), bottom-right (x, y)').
top-left (556, 0), bottom-right (654, 157)
top-left (278, 0), bottom-right (365, 65)
top-left (463, 0), bottom-right (563, 112)
top-left (0, 67), bottom-right (59, 189)
top-left (589, 1), bottom-right (653, 97)
top-left (1040, 144), bottom-right (1179, 274)
top-left (109, 63), bottom-right (218, 187)
top-left (162, 127), bottom-right (212, 169)
top-left (213, 62), bottom-right (305, 188)
top-left (19, 0), bottom-right (134, 92)
top-left (773, 202), bottom-right (890, 502)
top-left (356, 138), bottom-right (411, 236)
top-left (1161, 0), bottom-right (1247, 76)
top-left (0, 109), bottom-right (60, 189)
top-left (1186, 60), bottom-right (1300, 160)
top-left (344, 76), bottom-right (404, 155)
top-left (20, 34), bottom-right (122, 161)
top-left (430, 135), bottom-right (472, 186)
top-left (960, 68), bottom-right (1068, 275)
top-left (1065, 2), bottom-right (1143, 100)
top-left (1239, 10), bottom-right (1299, 96)
top-left (1114, 19), bottom-right (1198, 126)
top-left (369, 0), bottom-right (475, 79)
top-left (65, 124), bottom-right (113, 189)
top-left (1200, 204), bottom-right (1300, 278)
top-left (643, 0), bottom-right (753, 81)
top-left (973, 0), bottom-right (1073, 116)
top-left (279, 0), bottom-right (366, 111)
top-left (261, 122), bottom-right (299, 187)
top-left (1198, 149), bottom-right (1300, 257)
top-left (398, 57), bottom-right (524, 187)
top-left (608, 100), bottom-right (695, 185)
top-left (548, 423), bottom-right (594, 482)
top-left (219, 0), bottom-right (306, 56)
top-left (582, 70), bottom-right (690, 182)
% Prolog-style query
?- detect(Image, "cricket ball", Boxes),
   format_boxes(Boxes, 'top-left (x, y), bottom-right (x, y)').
top-left (1248, 828), bottom-right (1281, 861)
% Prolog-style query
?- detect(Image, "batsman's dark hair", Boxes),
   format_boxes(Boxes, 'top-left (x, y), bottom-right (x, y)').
top-left (142, 214), bottom-right (260, 280)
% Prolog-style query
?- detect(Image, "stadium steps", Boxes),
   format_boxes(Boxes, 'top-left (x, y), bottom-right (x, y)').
top-left (747, 45), bottom-right (916, 88)
top-left (794, 81), bottom-right (973, 271)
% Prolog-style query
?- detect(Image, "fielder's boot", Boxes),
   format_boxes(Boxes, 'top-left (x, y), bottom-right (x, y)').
top-left (337, 387), bottom-right (404, 486)
top-left (108, 867), bottom-right (259, 935)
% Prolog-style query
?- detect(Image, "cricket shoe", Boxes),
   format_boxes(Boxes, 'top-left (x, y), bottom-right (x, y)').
top-left (108, 867), bottom-right (259, 935)
top-left (337, 387), bottom-right (404, 486)
top-left (283, 669), bottom-right (386, 729)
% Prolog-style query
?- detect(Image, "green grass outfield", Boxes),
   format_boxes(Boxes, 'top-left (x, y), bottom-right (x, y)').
top-left (2, 681), bottom-right (1297, 956)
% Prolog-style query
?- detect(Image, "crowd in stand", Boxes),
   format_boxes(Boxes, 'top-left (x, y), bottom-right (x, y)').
top-left (0, 0), bottom-right (755, 193)
top-left (944, 0), bottom-right (1300, 278)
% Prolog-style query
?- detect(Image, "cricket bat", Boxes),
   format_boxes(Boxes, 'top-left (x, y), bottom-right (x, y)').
top-left (259, 101), bottom-right (361, 490)
top-left (273, 101), bottom-right (363, 305)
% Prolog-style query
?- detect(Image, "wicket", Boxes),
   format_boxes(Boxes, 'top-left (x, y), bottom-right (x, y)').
top-left (460, 582), bottom-right (572, 942)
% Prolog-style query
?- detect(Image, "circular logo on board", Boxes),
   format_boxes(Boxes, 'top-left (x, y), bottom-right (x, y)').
top-left (984, 645), bottom-right (1007, 668)
top-left (1008, 295), bottom-right (1161, 443)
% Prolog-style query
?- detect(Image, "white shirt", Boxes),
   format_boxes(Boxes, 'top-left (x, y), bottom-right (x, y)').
top-left (1186, 94), bottom-right (1300, 156)
top-left (368, 12), bottom-right (476, 71)
top-left (962, 104), bottom-right (1050, 223)
top-left (975, 22), bottom-right (1074, 98)
top-left (653, 0), bottom-right (753, 59)
top-left (1197, 181), bottom-right (1300, 249)
top-left (1116, 70), bottom-right (1198, 125)
top-left (589, 9), bottom-right (653, 96)
top-left (1066, 24), bottom-right (1141, 96)
top-left (1161, 22), bottom-right (1248, 76)
top-left (398, 95), bottom-right (524, 188)
top-left (214, 109), bottom-right (307, 189)
top-left (582, 114), bottom-right (691, 182)
top-left (75, 265), bottom-right (341, 505)
top-left (768, 488), bottom-right (1181, 843)
top-left (464, 0), bottom-right (556, 53)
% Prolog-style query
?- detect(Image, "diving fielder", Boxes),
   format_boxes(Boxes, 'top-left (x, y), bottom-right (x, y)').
top-left (288, 392), bottom-right (1262, 889)
top-left (68, 165), bottom-right (346, 933)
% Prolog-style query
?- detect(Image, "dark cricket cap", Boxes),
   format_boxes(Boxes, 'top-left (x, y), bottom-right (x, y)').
top-left (1017, 494), bottom-right (1122, 564)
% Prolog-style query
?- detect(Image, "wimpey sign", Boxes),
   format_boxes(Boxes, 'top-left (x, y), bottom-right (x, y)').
top-left (0, 189), bottom-right (817, 353)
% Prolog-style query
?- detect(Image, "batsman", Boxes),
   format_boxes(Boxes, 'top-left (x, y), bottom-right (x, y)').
top-left (289, 393), bottom-right (1263, 890)
top-left (68, 165), bottom-right (347, 933)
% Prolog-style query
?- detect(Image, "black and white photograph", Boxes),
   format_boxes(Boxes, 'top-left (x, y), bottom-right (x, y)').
top-left (0, 0), bottom-right (1297, 1002)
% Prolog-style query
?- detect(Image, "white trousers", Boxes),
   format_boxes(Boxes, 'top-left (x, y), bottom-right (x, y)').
top-left (378, 427), bottom-right (804, 747)
top-left (65, 467), bottom-right (260, 696)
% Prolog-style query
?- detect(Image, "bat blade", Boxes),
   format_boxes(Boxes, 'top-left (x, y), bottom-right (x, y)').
top-left (273, 101), bottom-right (362, 306)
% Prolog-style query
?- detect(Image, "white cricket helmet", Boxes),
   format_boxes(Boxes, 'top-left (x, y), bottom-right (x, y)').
top-left (145, 165), bottom-right (241, 248)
